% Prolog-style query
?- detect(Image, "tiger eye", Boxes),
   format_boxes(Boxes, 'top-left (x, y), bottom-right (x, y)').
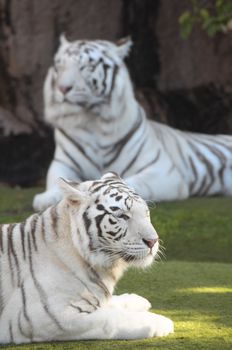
top-left (97, 204), bottom-right (105, 211)
top-left (118, 214), bottom-right (130, 221)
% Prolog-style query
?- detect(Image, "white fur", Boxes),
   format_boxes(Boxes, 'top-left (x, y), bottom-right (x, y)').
top-left (0, 174), bottom-right (173, 344)
top-left (33, 38), bottom-right (232, 211)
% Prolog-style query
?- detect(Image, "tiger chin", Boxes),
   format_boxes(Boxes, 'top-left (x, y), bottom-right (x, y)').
top-left (0, 172), bottom-right (173, 344)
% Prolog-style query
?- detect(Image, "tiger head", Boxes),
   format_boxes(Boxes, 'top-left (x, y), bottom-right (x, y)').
top-left (46, 35), bottom-right (132, 115)
top-left (59, 172), bottom-right (159, 270)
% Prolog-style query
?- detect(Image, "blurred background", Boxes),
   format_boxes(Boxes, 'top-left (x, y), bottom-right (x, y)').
top-left (0, 0), bottom-right (232, 187)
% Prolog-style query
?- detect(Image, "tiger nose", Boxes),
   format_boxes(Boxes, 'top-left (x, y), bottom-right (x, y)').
top-left (142, 238), bottom-right (158, 248)
top-left (58, 84), bottom-right (72, 95)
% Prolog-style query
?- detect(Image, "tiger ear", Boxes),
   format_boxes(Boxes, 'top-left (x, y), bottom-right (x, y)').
top-left (58, 178), bottom-right (88, 205)
top-left (116, 36), bottom-right (133, 59)
top-left (59, 33), bottom-right (69, 46)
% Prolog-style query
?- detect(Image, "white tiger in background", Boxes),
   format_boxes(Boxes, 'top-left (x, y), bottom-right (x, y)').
top-left (0, 172), bottom-right (174, 344)
top-left (33, 35), bottom-right (232, 211)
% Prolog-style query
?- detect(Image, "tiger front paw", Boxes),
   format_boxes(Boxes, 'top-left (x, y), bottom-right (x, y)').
top-left (111, 293), bottom-right (151, 312)
top-left (150, 314), bottom-right (174, 337)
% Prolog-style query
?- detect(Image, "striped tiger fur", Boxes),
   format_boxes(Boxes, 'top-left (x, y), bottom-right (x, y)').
top-left (0, 172), bottom-right (173, 344)
top-left (33, 35), bottom-right (232, 211)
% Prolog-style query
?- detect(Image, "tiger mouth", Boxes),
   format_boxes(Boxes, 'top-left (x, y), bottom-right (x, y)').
top-left (63, 96), bottom-right (87, 104)
top-left (121, 251), bottom-right (154, 263)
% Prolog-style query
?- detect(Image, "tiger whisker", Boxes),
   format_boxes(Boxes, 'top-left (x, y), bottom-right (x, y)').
top-left (156, 249), bottom-right (166, 261)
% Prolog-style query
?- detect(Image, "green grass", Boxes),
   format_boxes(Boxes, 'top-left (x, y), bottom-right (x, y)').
top-left (152, 197), bottom-right (232, 263)
top-left (0, 186), bottom-right (232, 350)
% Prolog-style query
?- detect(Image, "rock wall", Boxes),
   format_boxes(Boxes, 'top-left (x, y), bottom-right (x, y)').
top-left (155, 0), bottom-right (232, 133)
top-left (0, 0), bottom-right (231, 186)
top-left (0, 0), bottom-right (123, 185)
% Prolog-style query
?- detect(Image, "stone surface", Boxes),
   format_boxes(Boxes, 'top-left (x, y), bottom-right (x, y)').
top-left (155, 0), bottom-right (232, 133)
top-left (156, 0), bottom-right (232, 91)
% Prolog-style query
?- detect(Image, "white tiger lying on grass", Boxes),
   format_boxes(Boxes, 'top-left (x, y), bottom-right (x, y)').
top-left (0, 172), bottom-right (173, 344)
top-left (33, 35), bottom-right (232, 211)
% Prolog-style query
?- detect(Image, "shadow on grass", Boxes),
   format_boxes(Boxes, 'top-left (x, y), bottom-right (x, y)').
top-left (1, 336), bottom-right (231, 350)
top-left (172, 288), bottom-right (232, 327)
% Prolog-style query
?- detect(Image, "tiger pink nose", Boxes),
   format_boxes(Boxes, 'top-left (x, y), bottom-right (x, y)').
top-left (58, 84), bottom-right (72, 95)
top-left (143, 238), bottom-right (158, 248)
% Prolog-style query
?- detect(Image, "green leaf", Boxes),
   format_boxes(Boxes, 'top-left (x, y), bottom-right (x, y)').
top-left (179, 10), bottom-right (191, 25)
top-left (179, 11), bottom-right (194, 39)
top-left (216, 0), bottom-right (223, 8)
top-left (179, 0), bottom-right (232, 38)
top-left (206, 23), bottom-right (220, 36)
top-left (200, 8), bottom-right (209, 21)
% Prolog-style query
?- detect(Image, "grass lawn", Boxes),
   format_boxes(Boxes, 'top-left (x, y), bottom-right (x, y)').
top-left (0, 186), bottom-right (231, 350)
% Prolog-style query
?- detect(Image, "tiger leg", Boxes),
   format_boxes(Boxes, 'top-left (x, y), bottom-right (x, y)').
top-left (108, 294), bottom-right (151, 312)
top-left (125, 171), bottom-right (189, 202)
top-left (55, 307), bottom-right (174, 340)
top-left (223, 165), bottom-right (232, 196)
top-left (33, 159), bottom-right (80, 211)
